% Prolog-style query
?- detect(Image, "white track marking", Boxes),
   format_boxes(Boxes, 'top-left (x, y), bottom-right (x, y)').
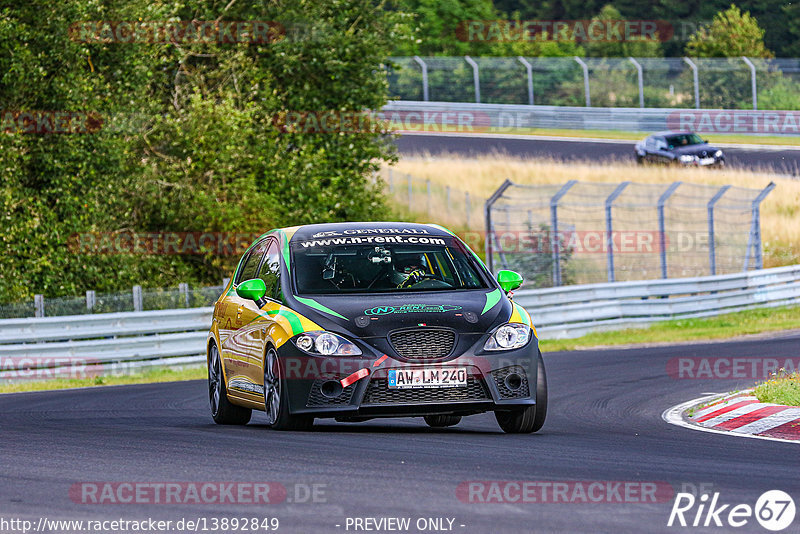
top-left (697, 403), bottom-right (766, 427)
top-left (662, 394), bottom-right (800, 445)
top-left (691, 396), bottom-right (758, 419)
top-left (734, 408), bottom-right (800, 435)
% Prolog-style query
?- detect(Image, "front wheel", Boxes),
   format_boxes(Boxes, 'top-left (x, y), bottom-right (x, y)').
top-left (208, 344), bottom-right (252, 425)
top-left (495, 351), bottom-right (547, 434)
top-left (424, 415), bottom-right (462, 428)
top-left (264, 347), bottom-right (314, 431)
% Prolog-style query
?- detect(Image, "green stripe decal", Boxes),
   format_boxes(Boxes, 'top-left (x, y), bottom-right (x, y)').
top-left (482, 288), bottom-right (502, 315)
top-left (294, 296), bottom-right (347, 320)
top-left (263, 308), bottom-right (304, 336)
top-left (514, 303), bottom-right (531, 326)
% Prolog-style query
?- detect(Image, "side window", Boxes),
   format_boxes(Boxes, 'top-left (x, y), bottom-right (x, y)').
top-left (655, 137), bottom-right (667, 150)
top-left (235, 239), bottom-right (270, 285)
top-left (257, 240), bottom-right (281, 301)
top-left (645, 137), bottom-right (655, 150)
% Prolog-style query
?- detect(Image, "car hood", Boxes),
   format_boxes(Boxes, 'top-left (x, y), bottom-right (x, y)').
top-left (672, 144), bottom-right (721, 157)
top-left (287, 289), bottom-right (511, 339)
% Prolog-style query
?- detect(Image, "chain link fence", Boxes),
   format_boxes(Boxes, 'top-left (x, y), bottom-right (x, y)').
top-left (380, 168), bottom-right (480, 232)
top-left (0, 283), bottom-right (226, 319)
top-left (388, 56), bottom-right (800, 110)
top-left (485, 180), bottom-right (775, 287)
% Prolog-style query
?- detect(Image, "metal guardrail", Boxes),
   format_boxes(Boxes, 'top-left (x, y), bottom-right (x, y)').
top-left (515, 265), bottom-right (800, 339)
top-left (0, 307), bottom-right (212, 377)
top-left (381, 100), bottom-right (800, 136)
top-left (1, 265), bottom-right (798, 377)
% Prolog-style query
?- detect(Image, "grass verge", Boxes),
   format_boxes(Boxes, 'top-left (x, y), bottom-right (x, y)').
top-left (754, 370), bottom-right (800, 406)
top-left (467, 127), bottom-right (800, 146)
top-left (538, 305), bottom-right (800, 352)
top-left (391, 154), bottom-right (800, 269)
top-left (0, 366), bottom-right (205, 394)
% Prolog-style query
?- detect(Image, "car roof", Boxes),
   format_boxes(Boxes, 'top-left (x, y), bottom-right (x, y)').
top-left (285, 222), bottom-right (452, 242)
top-left (649, 131), bottom-right (696, 137)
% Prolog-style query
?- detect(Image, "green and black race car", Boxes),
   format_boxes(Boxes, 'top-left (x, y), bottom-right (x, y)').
top-left (207, 222), bottom-right (547, 433)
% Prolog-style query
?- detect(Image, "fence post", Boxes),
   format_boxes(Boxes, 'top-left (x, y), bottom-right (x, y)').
top-left (744, 182), bottom-right (775, 270)
top-left (426, 179), bottom-right (431, 216)
top-left (34, 294), bottom-right (44, 318)
top-left (407, 175), bottom-right (413, 211)
top-left (412, 56), bottom-right (429, 101)
top-left (574, 56), bottom-right (591, 107)
top-left (86, 290), bottom-right (96, 312)
top-left (741, 56), bottom-right (758, 110)
top-left (657, 181), bottom-right (682, 279)
top-left (484, 180), bottom-right (514, 275)
top-left (133, 285), bottom-right (143, 312)
top-left (683, 57), bottom-right (700, 109)
top-left (465, 56), bottom-right (480, 103)
top-left (707, 185), bottom-right (731, 276)
top-left (517, 56), bottom-right (534, 105)
top-left (550, 180), bottom-right (577, 287)
top-left (179, 282), bottom-right (189, 308)
top-left (628, 57), bottom-right (644, 108)
top-left (605, 182), bottom-right (631, 283)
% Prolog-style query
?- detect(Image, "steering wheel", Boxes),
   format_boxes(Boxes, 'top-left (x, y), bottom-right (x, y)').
top-left (396, 270), bottom-right (441, 289)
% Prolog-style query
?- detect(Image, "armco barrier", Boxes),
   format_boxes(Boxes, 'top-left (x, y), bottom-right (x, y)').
top-left (0, 307), bottom-right (212, 377)
top-left (1, 265), bottom-right (799, 377)
top-left (515, 265), bottom-right (800, 338)
top-left (381, 101), bottom-right (800, 137)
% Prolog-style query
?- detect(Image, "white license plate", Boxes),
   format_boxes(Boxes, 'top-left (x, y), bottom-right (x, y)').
top-left (699, 157), bottom-right (715, 165)
top-left (387, 368), bottom-right (468, 389)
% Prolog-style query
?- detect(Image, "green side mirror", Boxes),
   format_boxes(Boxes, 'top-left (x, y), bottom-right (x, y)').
top-left (497, 270), bottom-right (523, 292)
top-left (236, 278), bottom-right (266, 302)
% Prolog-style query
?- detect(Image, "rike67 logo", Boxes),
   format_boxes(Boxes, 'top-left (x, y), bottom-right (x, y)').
top-left (668, 490), bottom-right (796, 531)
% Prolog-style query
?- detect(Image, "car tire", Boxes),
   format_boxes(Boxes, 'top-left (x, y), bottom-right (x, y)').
top-left (208, 343), bottom-right (252, 425)
top-left (424, 415), bottom-right (462, 428)
top-left (264, 347), bottom-right (314, 431)
top-left (635, 154), bottom-right (644, 165)
top-left (495, 350), bottom-right (547, 434)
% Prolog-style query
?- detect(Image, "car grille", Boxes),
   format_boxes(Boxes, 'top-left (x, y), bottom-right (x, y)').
top-left (491, 366), bottom-right (530, 399)
top-left (389, 328), bottom-right (455, 360)
top-left (362, 376), bottom-right (489, 405)
top-left (306, 377), bottom-right (356, 407)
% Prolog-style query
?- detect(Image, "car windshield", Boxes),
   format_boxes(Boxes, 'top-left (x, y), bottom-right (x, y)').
top-left (291, 235), bottom-right (488, 293)
top-left (665, 133), bottom-right (704, 147)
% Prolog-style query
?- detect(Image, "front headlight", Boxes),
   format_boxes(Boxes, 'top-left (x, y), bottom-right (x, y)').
top-left (679, 154), bottom-right (695, 163)
top-left (714, 149), bottom-right (723, 158)
top-left (483, 323), bottom-right (531, 351)
top-left (293, 331), bottom-right (362, 356)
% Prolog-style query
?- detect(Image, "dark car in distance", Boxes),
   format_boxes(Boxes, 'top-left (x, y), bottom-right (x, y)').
top-left (635, 131), bottom-right (725, 167)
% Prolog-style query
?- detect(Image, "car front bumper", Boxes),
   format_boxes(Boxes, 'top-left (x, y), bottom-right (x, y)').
top-left (276, 340), bottom-right (540, 418)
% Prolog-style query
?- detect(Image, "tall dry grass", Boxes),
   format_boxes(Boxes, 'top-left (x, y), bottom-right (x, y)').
top-left (390, 154), bottom-right (800, 268)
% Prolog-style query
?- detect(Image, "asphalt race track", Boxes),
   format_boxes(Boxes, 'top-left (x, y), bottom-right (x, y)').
top-left (396, 133), bottom-right (800, 175)
top-left (2, 335), bottom-right (799, 533)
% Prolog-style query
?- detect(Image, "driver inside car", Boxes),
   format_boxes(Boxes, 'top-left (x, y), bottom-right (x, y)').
top-left (392, 254), bottom-right (431, 288)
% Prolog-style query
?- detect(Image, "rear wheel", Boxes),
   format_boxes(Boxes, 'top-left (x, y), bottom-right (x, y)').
top-left (208, 344), bottom-right (252, 425)
top-left (264, 347), bottom-right (314, 431)
top-left (495, 351), bottom-right (547, 434)
top-left (424, 415), bottom-right (462, 428)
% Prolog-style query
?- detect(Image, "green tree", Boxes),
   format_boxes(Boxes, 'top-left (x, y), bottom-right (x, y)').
top-left (686, 4), bottom-right (773, 58)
